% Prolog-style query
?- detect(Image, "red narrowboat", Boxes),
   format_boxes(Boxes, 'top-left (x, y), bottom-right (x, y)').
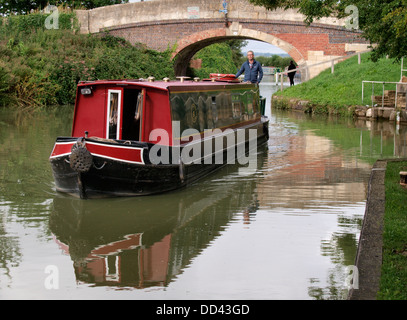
top-left (49, 75), bottom-right (269, 198)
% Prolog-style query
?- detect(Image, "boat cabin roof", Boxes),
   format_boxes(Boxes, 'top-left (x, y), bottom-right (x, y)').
top-left (77, 78), bottom-right (250, 92)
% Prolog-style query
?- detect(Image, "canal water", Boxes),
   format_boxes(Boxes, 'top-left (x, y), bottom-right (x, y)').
top-left (1, 78), bottom-right (407, 300)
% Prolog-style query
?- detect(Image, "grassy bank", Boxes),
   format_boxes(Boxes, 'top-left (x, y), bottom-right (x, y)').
top-left (0, 11), bottom-right (175, 109)
top-left (273, 52), bottom-right (403, 115)
top-left (377, 160), bottom-right (407, 300)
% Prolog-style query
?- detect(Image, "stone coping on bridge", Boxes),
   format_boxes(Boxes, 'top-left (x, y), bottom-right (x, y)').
top-left (99, 18), bottom-right (361, 34)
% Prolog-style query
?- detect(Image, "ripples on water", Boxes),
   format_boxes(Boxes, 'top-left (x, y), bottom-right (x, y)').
top-left (1, 82), bottom-right (407, 299)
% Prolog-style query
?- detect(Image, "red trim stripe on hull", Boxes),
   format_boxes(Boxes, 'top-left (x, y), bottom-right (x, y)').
top-left (50, 141), bottom-right (144, 165)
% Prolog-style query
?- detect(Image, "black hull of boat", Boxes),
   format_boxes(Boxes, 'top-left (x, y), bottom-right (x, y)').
top-left (51, 156), bottom-right (182, 198)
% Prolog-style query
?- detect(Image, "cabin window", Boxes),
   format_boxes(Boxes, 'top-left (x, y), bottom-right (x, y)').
top-left (210, 96), bottom-right (218, 125)
top-left (121, 89), bottom-right (143, 141)
top-left (198, 96), bottom-right (207, 131)
top-left (107, 90), bottom-right (122, 139)
top-left (247, 102), bottom-right (254, 115)
top-left (232, 96), bottom-right (242, 119)
top-left (205, 97), bottom-right (214, 129)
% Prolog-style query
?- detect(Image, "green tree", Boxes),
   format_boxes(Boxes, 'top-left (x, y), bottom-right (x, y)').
top-left (191, 43), bottom-right (238, 79)
top-left (256, 55), bottom-right (294, 69)
top-left (226, 39), bottom-right (248, 69)
top-left (249, 0), bottom-right (407, 61)
top-left (0, 0), bottom-right (128, 15)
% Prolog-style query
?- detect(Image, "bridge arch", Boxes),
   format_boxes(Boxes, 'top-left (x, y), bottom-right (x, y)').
top-left (173, 26), bottom-right (306, 76)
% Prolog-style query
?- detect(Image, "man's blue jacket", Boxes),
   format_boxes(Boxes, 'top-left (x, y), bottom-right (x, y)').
top-left (235, 60), bottom-right (263, 83)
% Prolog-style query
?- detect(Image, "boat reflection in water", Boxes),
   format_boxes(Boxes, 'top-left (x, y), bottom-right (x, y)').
top-left (49, 145), bottom-right (267, 288)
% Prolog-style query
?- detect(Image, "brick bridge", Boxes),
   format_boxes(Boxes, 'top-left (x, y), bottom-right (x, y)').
top-left (76, 0), bottom-right (369, 78)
